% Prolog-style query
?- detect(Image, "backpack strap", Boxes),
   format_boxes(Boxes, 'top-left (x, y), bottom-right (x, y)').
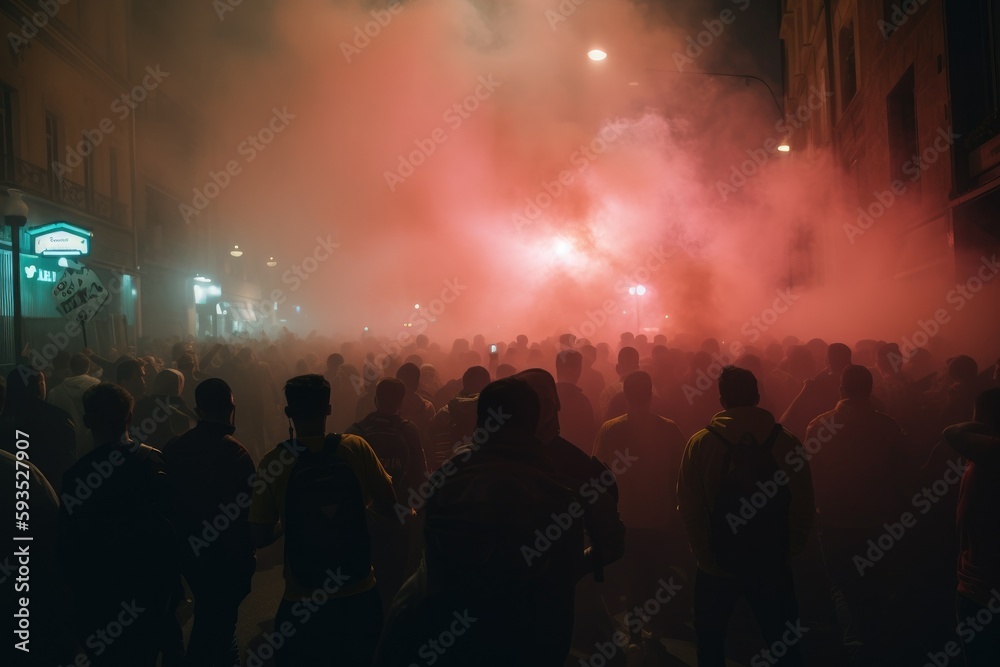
top-left (704, 426), bottom-right (734, 448)
top-left (761, 423), bottom-right (784, 450)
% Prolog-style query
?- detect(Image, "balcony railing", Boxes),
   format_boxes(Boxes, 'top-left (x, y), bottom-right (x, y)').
top-left (0, 154), bottom-right (129, 226)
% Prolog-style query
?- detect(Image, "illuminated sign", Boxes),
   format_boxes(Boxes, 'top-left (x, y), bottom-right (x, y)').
top-left (24, 265), bottom-right (58, 283)
top-left (28, 221), bottom-right (92, 257)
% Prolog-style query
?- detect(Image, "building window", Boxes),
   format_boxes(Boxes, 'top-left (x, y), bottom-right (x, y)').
top-left (887, 66), bottom-right (919, 188)
top-left (0, 82), bottom-right (15, 179)
top-left (83, 140), bottom-right (94, 205)
top-left (45, 112), bottom-right (60, 175)
top-left (109, 148), bottom-right (118, 202)
top-left (838, 22), bottom-right (858, 112)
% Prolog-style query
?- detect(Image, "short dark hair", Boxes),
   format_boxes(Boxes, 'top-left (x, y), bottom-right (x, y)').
top-left (623, 371), bottom-right (652, 405)
top-left (462, 366), bottom-right (491, 394)
top-left (284, 374), bottom-right (330, 418)
top-left (195, 378), bottom-right (234, 417)
top-left (617, 346), bottom-right (640, 370)
top-left (116, 357), bottom-right (143, 384)
top-left (476, 378), bottom-right (539, 437)
top-left (82, 383), bottom-right (133, 434)
top-left (827, 343), bottom-right (852, 370)
top-left (375, 378), bottom-right (406, 412)
top-left (395, 363), bottom-right (420, 391)
top-left (69, 353), bottom-right (91, 376)
top-left (841, 365), bottom-right (874, 399)
top-left (718, 366), bottom-right (759, 408)
top-left (555, 350), bottom-right (583, 382)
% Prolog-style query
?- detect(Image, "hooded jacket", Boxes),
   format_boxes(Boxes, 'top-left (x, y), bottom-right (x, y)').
top-left (677, 406), bottom-right (815, 576)
top-left (46, 374), bottom-right (100, 455)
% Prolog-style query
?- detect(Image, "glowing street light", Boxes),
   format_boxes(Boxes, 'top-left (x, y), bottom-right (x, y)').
top-left (777, 142), bottom-right (791, 153)
top-left (587, 49), bottom-right (607, 62)
top-left (414, 303), bottom-right (420, 309)
top-left (628, 285), bottom-right (646, 331)
top-left (230, 244), bottom-right (243, 257)
top-left (266, 256), bottom-right (277, 267)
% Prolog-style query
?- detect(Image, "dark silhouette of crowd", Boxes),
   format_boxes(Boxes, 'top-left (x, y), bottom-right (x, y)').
top-left (1, 329), bottom-right (999, 666)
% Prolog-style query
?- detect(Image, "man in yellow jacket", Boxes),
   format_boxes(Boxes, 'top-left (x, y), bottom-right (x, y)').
top-left (677, 366), bottom-right (815, 667)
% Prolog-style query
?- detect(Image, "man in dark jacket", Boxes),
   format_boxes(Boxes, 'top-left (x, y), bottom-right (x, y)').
top-left (677, 366), bottom-right (815, 667)
top-left (163, 378), bottom-right (255, 666)
top-left (59, 383), bottom-right (179, 667)
top-left (0, 366), bottom-right (77, 494)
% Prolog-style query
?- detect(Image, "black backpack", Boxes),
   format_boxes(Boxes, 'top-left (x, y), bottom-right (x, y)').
top-left (706, 424), bottom-right (790, 575)
top-left (282, 434), bottom-right (371, 589)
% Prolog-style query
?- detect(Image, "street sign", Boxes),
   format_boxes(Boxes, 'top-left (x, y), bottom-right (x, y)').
top-left (52, 260), bottom-right (110, 323)
top-left (28, 221), bottom-right (92, 257)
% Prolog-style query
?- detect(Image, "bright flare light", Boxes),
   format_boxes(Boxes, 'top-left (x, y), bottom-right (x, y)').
top-left (414, 303), bottom-right (420, 309)
top-left (230, 245), bottom-right (243, 257)
top-left (777, 143), bottom-right (791, 153)
top-left (636, 285), bottom-right (647, 296)
top-left (553, 238), bottom-right (573, 257)
top-left (587, 49), bottom-right (607, 62)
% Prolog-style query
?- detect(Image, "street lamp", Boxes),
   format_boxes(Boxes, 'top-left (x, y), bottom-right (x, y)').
top-left (591, 51), bottom-right (791, 151)
top-left (3, 189), bottom-right (29, 362)
top-left (230, 244), bottom-right (244, 257)
top-left (266, 256), bottom-right (277, 267)
top-left (627, 284), bottom-right (646, 332)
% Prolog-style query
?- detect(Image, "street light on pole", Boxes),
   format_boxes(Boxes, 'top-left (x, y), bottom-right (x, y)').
top-left (628, 284), bottom-right (646, 333)
top-left (3, 189), bottom-right (29, 362)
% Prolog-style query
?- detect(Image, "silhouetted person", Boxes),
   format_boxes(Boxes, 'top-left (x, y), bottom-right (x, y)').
top-left (117, 356), bottom-right (147, 402)
top-left (163, 378), bottom-right (255, 666)
top-left (377, 378), bottom-right (588, 667)
top-left (47, 352), bottom-right (100, 455)
top-left (555, 349), bottom-right (597, 452)
top-left (426, 366), bottom-right (490, 470)
top-left (940, 355), bottom-right (982, 429)
top-left (0, 366), bottom-right (76, 494)
top-left (578, 343), bottom-right (606, 415)
top-left (249, 374), bottom-right (396, 666)
top-left (806, 364), bottom-right (908, 660)
top-left (59, 383), bottom-right (179, 667)
top-left (944, 388), bottom-right (1000, 666)
top-left (133, 369), bottom-right (196, 450)
top-left (599, 346), bottom-right (640, 415)
top-left (396, 362), bottom-right (435, 439)
top-left (593, 370), bottom-right (689, 640)
top-left (347, 377), bottom-right (427, 610)
top-left (677, 366), bottom-right (814, 667)
top-left (780, 342), bottom-right (852, 440)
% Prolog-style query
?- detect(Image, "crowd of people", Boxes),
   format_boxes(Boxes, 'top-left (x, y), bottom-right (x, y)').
top-left (1, 328), bottom-right (998, 666)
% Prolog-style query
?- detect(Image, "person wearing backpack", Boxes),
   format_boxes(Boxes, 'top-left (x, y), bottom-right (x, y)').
top-left (249, 374), bottom-right (397, 667)
top-left (676, 366), bottom-right (815, 667)
top-left (58, 383), bottom-right (180, 667)
top-left (347, 377), bottom-right (427, 610)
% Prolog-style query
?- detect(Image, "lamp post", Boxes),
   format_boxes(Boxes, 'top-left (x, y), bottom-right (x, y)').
top-left (3, 189), bottom-right (29, 362)
top-left (628, 284), bottom-right (646, 333)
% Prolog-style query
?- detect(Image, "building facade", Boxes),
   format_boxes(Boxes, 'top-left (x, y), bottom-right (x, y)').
top-left (780, 0), bottom-right (1000, 283)
top-left (0, 0), bottom-right (138, 364)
